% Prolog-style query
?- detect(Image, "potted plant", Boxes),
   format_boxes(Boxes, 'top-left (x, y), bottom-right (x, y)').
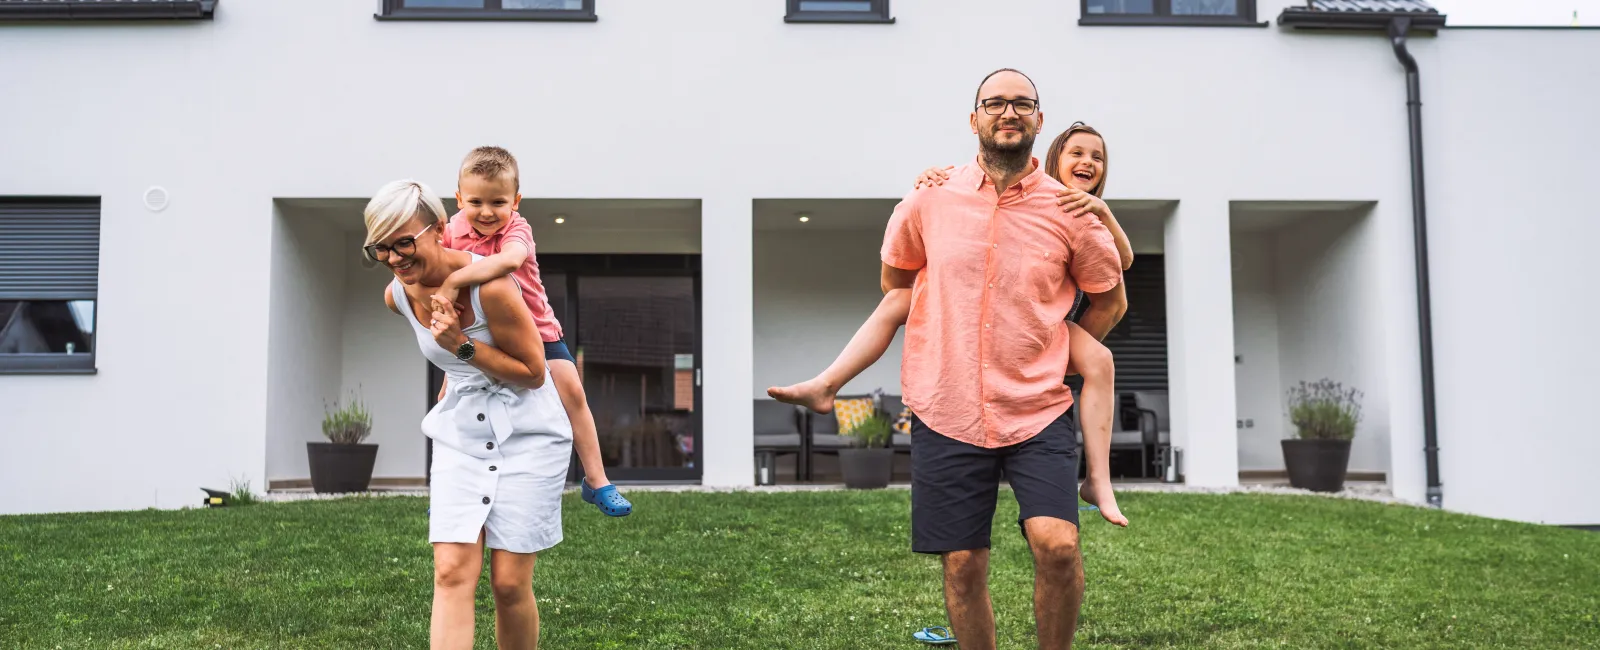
top-left (307, 389), bottom-right (377, 494)
top-left (1281, 379), bottom-right (1362, 493)
top-left (840, 412), bottom-right (894, 489)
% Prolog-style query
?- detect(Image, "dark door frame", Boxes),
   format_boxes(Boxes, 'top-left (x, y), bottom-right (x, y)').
top-left (533, 253), bottom-right (703, 483)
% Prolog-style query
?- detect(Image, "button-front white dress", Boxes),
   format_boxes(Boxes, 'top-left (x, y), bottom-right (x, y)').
top-left (392, 276), bottom-right (573, 554)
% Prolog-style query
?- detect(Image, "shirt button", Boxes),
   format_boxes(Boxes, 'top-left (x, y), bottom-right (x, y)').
top-left (993, 243), bottom-right (998, 249)
top-left (985, 323), bottom-right (991, 328)
top-left (477, 413), bottom-right (486, 422)
top-left (482, 496), bottom-right (491, 505)
top-left (489, 465), bottom-right (497, 472)
top-left (984, 363), bottom-right (989, 369)
top-left (486, 442), bottom-right (495, 450)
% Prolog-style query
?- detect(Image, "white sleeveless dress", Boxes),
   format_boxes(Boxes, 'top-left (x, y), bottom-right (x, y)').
top-left (392, 276), bottom-right (574, 554)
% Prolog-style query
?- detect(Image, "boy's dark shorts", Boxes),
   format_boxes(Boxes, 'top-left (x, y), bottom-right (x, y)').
top-left (909, 409), bottom-right (1080, 554)
top-left (544, 339), bottom-right (576, 364)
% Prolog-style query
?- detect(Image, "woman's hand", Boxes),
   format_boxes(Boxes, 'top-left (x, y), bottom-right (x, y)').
top-left (429, 295), bottom-right (468, 353)
top-left (1057, 186), bottom-right (1109, 220)
top-left (914, 165), bottom-right (955, 189)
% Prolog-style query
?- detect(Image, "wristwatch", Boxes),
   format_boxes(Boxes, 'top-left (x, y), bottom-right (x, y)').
top-left (454, 338), bottom-right (476, 362)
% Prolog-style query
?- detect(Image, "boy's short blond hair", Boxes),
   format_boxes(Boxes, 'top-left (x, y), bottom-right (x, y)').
top-left (460, 145), bottom-right (519, 188)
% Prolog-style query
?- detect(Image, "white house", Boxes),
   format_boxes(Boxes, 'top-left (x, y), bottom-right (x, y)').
top-left (1, 0), bottom-right (1595, 526)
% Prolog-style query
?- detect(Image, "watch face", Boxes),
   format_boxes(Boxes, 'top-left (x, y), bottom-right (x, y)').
top-left (456, 340), bottom-right (475, 360)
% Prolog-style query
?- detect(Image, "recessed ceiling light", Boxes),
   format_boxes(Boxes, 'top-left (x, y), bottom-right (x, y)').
top-left (797, 213), bottom-right (810, 223)
top-left (553, 214), bottom-right (566, 224)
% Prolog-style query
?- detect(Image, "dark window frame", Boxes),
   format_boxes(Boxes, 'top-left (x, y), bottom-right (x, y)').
top-left (0, 0), bottom-right (216, 21)
top-left (376, 0), bottom-right (597, 22)
top-left (785, 0), bottom-right (893, 24)
top-left (0, 197), bottom-right (100, 375)
top-left (1079, 0), bottom-right (1264, 27)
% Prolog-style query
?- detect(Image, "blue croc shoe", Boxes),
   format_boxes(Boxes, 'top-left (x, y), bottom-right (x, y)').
top-left (913, 626), bottom-right (957, 645)
top-left (581, 483), bottom-right (632, 517)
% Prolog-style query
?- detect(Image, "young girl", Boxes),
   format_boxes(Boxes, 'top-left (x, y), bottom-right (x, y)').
top-left (768, 122), bottom-right (1134, 526)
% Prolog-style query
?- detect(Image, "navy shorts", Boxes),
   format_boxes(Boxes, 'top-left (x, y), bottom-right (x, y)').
top-left (543, 339), bottom-right (576, 364)
top-left (909, 410), bottom-right (1080, 554)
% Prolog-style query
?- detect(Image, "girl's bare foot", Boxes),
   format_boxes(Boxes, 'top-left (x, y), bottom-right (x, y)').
top-left (1080, 477), bottom-right (1129, 527)
top-left (767, 378), bottom-right (838, 414)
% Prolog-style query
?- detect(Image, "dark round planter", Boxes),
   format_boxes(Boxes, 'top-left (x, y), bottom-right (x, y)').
top-left (839, 447), bottom-right (893, 490)
top-left (1281, 438), bottom-right (1352, 493)
top-left (307, 442), bottom-right (379, 494)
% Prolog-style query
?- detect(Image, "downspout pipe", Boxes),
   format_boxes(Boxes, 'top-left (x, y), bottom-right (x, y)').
top-left (1387, 16), bottom-right (1443, 509)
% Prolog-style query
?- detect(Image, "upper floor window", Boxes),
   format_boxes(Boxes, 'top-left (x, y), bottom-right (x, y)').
top-left (0, 0), bottom-right (216, 21)
top-left (377, 0), bottom-right (597, 22)
top-left (1080, 0), bottom-right (1260, 26)
top-left (785, 0), bottom-right (893, 24)
top-left (0, 198), bottom-right (100, 374)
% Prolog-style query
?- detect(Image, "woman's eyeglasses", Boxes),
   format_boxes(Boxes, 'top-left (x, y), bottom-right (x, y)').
top-left (363, 223), bottom-right (433, 262)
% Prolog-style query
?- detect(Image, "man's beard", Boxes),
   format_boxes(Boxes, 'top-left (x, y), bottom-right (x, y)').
top-left (978, 122), bottom-right (1036, 177)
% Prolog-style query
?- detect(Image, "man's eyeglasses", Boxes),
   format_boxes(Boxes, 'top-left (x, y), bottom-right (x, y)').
top-left (977, 97), bottom-right (1039, 116)
top-left (364, 223), bottom-right (433, 262)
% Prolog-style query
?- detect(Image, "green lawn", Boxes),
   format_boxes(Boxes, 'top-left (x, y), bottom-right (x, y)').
top-left (1, 490), bottom-right (1596, 649)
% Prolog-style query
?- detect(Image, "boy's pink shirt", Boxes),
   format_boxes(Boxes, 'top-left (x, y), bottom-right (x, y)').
top-left (443, 211), bottom-right (564, 343)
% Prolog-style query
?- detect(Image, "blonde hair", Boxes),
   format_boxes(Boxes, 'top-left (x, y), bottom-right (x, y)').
top-left (363, 179), bottom-right (447, 248)
top-left (460, 145), bottom-right (519, 188)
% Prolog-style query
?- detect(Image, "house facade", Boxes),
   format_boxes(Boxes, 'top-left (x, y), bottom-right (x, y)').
top-left (1, 0), bottom-right (1595, 525)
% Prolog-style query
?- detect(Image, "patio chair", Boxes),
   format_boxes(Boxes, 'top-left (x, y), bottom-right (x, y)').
top-left (1133, 390), bottom-right (1172, 478)
top-left (753, 399), bottom-right (806, 483)
top-left (801, 392), bottom-right (882, 482)
top-left (1073, 389), bottom-right (1160, 478)
top-left (881, 393), bottom-right (912, 452)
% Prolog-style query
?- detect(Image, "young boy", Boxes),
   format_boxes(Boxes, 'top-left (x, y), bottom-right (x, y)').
top-left (433, 145), bottom-right (632, 517)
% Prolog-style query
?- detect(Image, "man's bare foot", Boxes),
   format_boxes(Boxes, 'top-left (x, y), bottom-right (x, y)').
top-left (1081, 477), bottom-right (1129, 527)
top-left (767, 378), bottom-right (838, 414)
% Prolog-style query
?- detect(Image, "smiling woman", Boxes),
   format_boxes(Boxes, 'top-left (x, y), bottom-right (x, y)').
top-left (362, 178), bottom-right (574, 649)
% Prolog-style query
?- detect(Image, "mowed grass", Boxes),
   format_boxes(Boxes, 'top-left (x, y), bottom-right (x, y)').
top-left (1, 490), bottom-right (1597, 649)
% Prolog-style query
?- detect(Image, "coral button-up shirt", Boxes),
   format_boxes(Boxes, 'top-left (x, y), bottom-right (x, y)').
top-left (881, 157), bottom-right (1123, 448)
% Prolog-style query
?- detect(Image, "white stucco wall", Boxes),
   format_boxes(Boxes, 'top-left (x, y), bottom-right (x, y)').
top-left (1423, 30), bottom-right (1600, 525)
top-left (1231, 231), bottom-right (1287, 471)
top-left (1, 1), bottom-right (1594, 522)
top-left (264, 209), bottom-right (349, 484)
top-left (753, 230), bottom-right (905, 400)
top-left (1271, 211), bottom-right (1390, 474)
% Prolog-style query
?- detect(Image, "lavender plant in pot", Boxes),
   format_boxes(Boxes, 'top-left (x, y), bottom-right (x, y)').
top-left (840, 412), bottom-right (894, 489)
top-left (308, 389), bottom-right (377, 494)
top-left (1282, 379), bottom-right (1362, 492)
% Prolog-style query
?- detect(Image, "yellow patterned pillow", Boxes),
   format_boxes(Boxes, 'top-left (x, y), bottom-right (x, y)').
top-left (834, 397), bottom-right (876, 434)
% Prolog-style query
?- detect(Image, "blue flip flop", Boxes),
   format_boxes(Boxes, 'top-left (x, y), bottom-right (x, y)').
top-left (581, 483), bottom-right (633, 517)
top-left (914, 626), bottom-right (957, 645)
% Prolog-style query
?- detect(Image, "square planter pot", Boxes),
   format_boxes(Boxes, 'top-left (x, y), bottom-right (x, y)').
top-left (307, 442), bottom-right (379, 494)
top-left (1281, 438), bottom-right (1351, 493)
top-left (840, 447), bottom-right (893, 489)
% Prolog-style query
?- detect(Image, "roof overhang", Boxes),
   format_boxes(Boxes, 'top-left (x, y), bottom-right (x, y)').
top-left (1278, 7), bottom-right (1445, 32)
top-left (0, 0), bottom-right (217, 21)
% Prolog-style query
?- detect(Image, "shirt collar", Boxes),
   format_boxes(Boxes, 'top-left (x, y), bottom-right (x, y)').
top-left (971, 155), bottom-right (1046, 195)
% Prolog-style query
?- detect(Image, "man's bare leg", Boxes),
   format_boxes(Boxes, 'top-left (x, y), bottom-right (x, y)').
top-left (1024, 517), bottom-right (1084, 649)
top-left (768, 288), bottom-right (910, 414)
top-left (1066, 322), bottom-right (1128, 527)
top-left (941, 548), bottom-right (997, 650)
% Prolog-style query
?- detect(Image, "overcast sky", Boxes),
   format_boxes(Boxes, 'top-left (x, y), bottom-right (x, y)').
top-left (1429, 0), bottom-right (1598, 26)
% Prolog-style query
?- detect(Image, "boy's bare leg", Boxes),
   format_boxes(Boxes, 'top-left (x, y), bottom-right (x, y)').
top-left (1067, 322), bottom-right (1128, 527)
top-left (768, 288), bottom-right (910, 414)
top-left (548, 359), bottom-right (609, 488)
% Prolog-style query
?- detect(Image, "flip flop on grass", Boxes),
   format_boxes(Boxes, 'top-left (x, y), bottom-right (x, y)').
top-left (913, 626), bottom-right (957, 645)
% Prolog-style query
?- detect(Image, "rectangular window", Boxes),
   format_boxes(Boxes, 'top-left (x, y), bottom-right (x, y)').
top-left (377, 0), bottom-right (596, 21)
top-left (0, 198), bottom-right (100, 373)
top-left (785, 0), bottom-right (893, 24)
top-left (1081, 0), bottom-right (1258, 26)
